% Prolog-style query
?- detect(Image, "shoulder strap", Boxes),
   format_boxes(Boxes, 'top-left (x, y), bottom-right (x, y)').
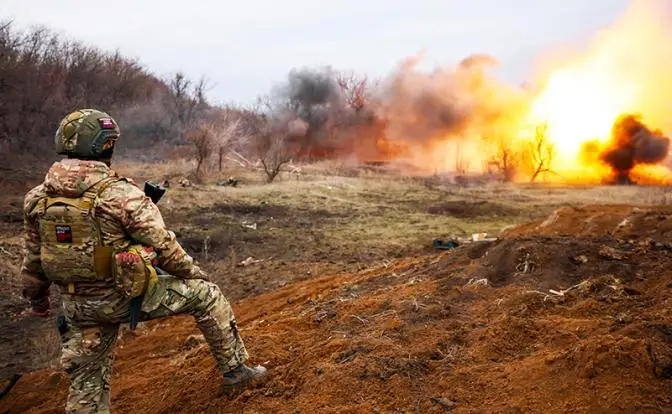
top-left (84, 177), bottom-right (120, 246)
top-left (82, 177), bottom-right (119, 217)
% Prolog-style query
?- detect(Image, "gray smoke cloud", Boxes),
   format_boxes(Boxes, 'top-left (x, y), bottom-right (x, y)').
top-left (267, 66), bottom-right (378, 158)
top-left (271, 67), bottom-right (343, 131)
top-left (267, 55), bottom-right (529, 161)
top-left (377, 54), bottom-right (527, 147)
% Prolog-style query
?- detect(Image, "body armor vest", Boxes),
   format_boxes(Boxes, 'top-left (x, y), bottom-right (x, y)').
top-left (32, 178), bottom-right (116, 284)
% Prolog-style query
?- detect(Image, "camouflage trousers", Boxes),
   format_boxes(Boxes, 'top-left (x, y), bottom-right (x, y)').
top-left (59, 277), bottom-right (249, 414)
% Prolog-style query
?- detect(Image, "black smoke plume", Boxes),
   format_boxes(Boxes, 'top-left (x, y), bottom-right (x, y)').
top-left (266, 55), bottom-right (528, 163)
top-left (268, 67), bottom-right (378, 159)
top-left (601, 114), bottom-right (670, 183)
top-left (276, 67), bottom-right (343, 130)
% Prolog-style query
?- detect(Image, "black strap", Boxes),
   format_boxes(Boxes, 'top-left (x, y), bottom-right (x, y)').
top-left (129, 296), bottom-right (143, 330)
top-left (0, 374), bottom-right (22, 400)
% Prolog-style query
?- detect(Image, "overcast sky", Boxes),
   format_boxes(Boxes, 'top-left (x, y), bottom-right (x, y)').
top-left (1, 0), bottom-right (629, 105)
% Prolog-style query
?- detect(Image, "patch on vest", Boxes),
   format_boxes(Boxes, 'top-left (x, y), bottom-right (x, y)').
top-left (55, 225), bottom-right (73, 243)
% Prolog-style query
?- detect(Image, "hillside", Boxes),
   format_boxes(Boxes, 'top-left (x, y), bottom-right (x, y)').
top-left (2, 169), bottom-right (672, 413)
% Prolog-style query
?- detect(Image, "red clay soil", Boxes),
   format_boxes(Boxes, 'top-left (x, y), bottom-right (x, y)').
top-left (3, 205), bottom-right (672, 413)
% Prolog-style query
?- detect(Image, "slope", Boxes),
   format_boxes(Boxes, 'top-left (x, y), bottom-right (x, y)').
top-left (3, 204), bottom-right (672, 413)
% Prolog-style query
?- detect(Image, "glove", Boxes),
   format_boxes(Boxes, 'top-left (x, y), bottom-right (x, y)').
top-left (183, 265), bottom-right (210, 281)
top-left (30, 297), bottom-right (50, 317)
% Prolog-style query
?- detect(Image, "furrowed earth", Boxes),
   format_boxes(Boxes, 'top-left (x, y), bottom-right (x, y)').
top-left (2, 162), bottom-right (672, 413)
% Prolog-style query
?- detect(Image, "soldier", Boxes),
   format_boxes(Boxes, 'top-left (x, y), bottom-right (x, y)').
top-left (20, 109), bottom-right (267, 413)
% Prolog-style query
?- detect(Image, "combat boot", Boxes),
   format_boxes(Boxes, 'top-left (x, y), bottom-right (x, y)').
top-left (222, 364), bottom-right (268, 391)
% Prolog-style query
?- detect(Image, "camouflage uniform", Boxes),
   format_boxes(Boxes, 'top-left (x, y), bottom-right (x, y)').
top-left (21, 159), bottom-right (249, 413)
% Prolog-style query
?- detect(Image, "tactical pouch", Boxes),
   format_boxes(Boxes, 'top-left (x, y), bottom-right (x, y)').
top-left (112, 245), bottom-right (159, 299)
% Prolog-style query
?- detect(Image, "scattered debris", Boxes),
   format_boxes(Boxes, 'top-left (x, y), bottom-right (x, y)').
top-left (433, 234), bottom-right (497, 250)
top-left (466, 278), bottom-right (489, 287)
top-left (515, 251), bottom-right (537, 274)
top-left (616, 217), bottom-right (631, 230)
top-left (430, 397), bottom-right (458, 411)
top-left (238, 257), bottom-right (268, 267)
top-left (242, 221), bottom-right (257, 230)
top-left (433, 239), bottom-right (459, 250)
top-left (572, 255), bottom-right (589, 264)
top-left (216, 177), bottom-right (240, 187)
top-left (314, 309), bottom-right (337, 323)
top-left (471, 233), bottom-right (488, 242)
top-left (599, 245), bottom-right (630, 261)
top-left (178, 177), bottom-right (192, 187)
top-left (350, 315), bottom-right (369, 324)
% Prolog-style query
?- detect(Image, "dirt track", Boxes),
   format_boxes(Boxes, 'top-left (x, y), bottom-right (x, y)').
top-left (3, 204), bottom-right (672, 413)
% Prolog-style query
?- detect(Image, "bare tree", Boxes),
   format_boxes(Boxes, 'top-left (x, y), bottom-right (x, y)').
top-left (186, 123), bottom-right (214, 180)
top-left (527, 122), bottom-right (556, 182)
top-left (489, 138), bottom-right (519, 182)
top-left (254, 127), bottom-right (293, 183)
top-left (207, 109), bottom-right (243, 172)
top-left (336, 72), bottom-right (370, 112)
top-left (166, 72), bottom-right (209, 133)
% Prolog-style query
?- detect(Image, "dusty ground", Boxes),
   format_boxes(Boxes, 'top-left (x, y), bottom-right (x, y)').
top-left (2, 161), bottom-right (672, 413)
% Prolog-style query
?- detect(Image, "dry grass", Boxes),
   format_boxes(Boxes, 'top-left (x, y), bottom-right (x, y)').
top-left (4, 158), bottom-right (672, 302)
top-left (141, 163), bottom-right (672, 301)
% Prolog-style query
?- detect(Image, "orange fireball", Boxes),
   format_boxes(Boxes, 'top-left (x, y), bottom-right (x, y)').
top-left (521, 0), bottom-right (672, 183)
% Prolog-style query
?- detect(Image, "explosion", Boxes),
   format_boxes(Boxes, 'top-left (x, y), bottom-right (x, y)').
top-left (386, 0), bottom-right (672, 183)
top-left (269, 0), bottom-right (672, 184)
top-left (520, 0), bottom-right (672, 184)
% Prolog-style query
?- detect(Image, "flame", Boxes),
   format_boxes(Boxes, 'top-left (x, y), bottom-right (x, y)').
top-left (520, 0), bottom-right (672, 182)
top-left (528, 69), bottom-right (638, 164)
top-left (380, 0), bottom-right (672, 184)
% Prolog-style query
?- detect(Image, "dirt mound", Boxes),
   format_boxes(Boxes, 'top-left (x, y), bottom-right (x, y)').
top-left (509, 204), bottom-right (672, 240)
top-left (3, 205), bottom-right (672, 413)
top-left (463, 235), bottom-right (660, 290)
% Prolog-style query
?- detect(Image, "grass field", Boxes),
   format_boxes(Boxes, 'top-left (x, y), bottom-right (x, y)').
top-left (112, 160), bottom-right (672, 300)
top-left (3, 160), bottom-right (672, 302)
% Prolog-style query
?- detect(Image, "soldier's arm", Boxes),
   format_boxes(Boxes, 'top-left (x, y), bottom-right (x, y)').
top-left (21, 187), bottom-right (51, 313)
top-left (103, 181), bottom-right (207, 279)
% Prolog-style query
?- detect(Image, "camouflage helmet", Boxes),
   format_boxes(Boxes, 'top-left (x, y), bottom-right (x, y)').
top-left (55, 109), bottom-right (120, 159)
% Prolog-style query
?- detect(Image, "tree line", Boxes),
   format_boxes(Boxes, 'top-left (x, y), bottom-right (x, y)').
top-left (0, 21), bottom-right (556, 183)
